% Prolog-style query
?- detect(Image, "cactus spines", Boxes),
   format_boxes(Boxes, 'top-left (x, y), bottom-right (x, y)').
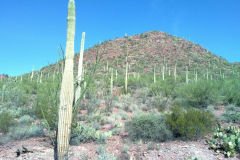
top-left (57, 0), bottom-right (75, 159)
top-left (75, 32), bottom-right (85, 103)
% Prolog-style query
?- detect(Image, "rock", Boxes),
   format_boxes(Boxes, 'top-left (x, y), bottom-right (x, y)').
top-left (16, 146), bottom-right (33, 157)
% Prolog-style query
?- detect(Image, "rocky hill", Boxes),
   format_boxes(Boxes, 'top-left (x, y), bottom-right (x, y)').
top-left (37, 31), bottom-right (239, 76)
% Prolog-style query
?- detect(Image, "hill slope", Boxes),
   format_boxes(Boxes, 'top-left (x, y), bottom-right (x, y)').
top-left (37, 31), bottom-right (239, 77)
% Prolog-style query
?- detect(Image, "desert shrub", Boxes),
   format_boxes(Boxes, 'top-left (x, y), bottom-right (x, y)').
top-left (83, 96), bottom-right (101, 114)
top-left (221, 105), bottom-right (240, 123)
top-left (19, 115), bottom-right (34, 124)
top-left (8, 123), bottom-right (44, 140)
top-left (135, 88), bottom-right (148, 104)
top-left (166, 105), bottom-right (216, 140)
top-left (118, 110), bottom-right (128, 120)
top-left (148, 77), bottom-right (175, 97)
top-left (111, 127), bottom-right (121, 136)
top-left (34, 80), bottom-right (60, 129)
top-left (116, 94), bottom-right (138, 112)
top-left (221, 79), bottom-right (240, 106)
top-left (150, 96), bottom-right (168, 111)
top-left (70, 123), bottom-right (100, 145)
top-left (2, 82), bottom-right (27, 108)
top-left (175, 80), bottom-right (220, 108)
top-left (117, 146), bottom-right (131, 160)
top-left (104, 95), bottom-right (115, 113)
top-left (125, 113), bottom-right (173, 141)
top-left (97, 146), bottom-right (116, 160)
top-left (84, 80), bottom-right (98, 99)
top-left (0, 111), bottom-right (17, 133)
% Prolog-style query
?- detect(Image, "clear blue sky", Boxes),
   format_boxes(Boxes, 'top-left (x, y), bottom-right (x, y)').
top-left (0, 0), bottom-right (239, 76)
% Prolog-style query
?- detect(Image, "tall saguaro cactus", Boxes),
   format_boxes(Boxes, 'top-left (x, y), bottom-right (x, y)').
top-left (110, 68), bottom-right (113, 94)
top-left (186, 66), bottom-right (189, 84)
top-left (30, 66), bottom-right (34, 81)
top-left (75, 32), bottom-right (85, 103)
top-left (174, 64), bottom-right (177, 81)
top-left (57, 0), bottom-right (75, 159)
top-left (153, 66), bottom-right (156, 83)
top-left (162, 66), bottom-right (165, 80)
top-left (124, 43), bottom-right (129, 94)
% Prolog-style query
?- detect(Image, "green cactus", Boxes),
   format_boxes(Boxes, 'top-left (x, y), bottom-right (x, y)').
top-left (1, 85), bottom-right (6, 103)
top-left (174, 64), bottom-right (177, 81)
top-left (110, 68), bottom-right (113, 94)
top-left (124, 43), bottom-right (128, 94)
top-left (153, 66), bottom-right (156, 83)
top-left (57, 0), bottom-right (75, 159)
top-left (186, 66), bottom-right (189, 84)
top-left (207, 125), bottom-right (240, 158)
top-left (162, 65), bottom-right (165, 80)
top-left (30, 65), bottom-right (34, 81)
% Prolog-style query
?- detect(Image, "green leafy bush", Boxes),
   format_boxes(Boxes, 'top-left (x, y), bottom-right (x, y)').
top-left (34, 80), bottom-right (60, 129)
top-left (125, 113), bottom-right (173, 141)
top-left (207, 125), bottom-right (240, 158)
top-left (0, 111), bottom-right (17, 133)
top-left (221, 105), bottom-right (240, 123)
top-left (70, 123), bottom-right (100, 145)
top-left (8, 123), bottom-right (44, 140)
top-left (166, 105), bottom-right (216, 140)
top-left (150, 96), bottom-right (168, 111)
top-left (148, 78), bottom-right (175, 97)
top-left (1, 82), bottom-right (27, 108)
top-left (175, 80), bottom-right (220, 108)
top-left (97, 146), bottom-right (116, 160)
top-left (221, 79), bottom-right (240, 106)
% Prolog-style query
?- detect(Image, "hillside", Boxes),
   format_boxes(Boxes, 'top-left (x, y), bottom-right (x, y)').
top-left (37, 31), bottom-right (238, 78)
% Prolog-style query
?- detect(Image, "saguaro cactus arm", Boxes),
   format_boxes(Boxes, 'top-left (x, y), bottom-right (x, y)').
top-left (57, 0), bottom-right (75, 159)
top-left (75, 32), bottom-right (85, 103)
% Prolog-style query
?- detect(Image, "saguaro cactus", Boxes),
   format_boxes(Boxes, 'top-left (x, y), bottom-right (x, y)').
top-left (110, 68), bottom-right (113, 94)
top-left (153, 66), bottom-right (156, 83)
top-left (186, 66), bottom-right (189, 84)
top-left (174, 64), bottom-right (177, 81)
top-left (206, 69), bottom-right (209, 81)
top-left (195, 71), bottom-right (198, 82)
top-left (30, 66), bottom-right (34, 81)
top-left (124, 43), bottom-right (129, 94)
top-left (162, 66), bottom-right (165, 80)
top-left (115, 69), bottom-right (118, 80)
top-left (75, 32), bottom-right (85, 103)
top-left (57, 0), bottom-right (75, 159)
